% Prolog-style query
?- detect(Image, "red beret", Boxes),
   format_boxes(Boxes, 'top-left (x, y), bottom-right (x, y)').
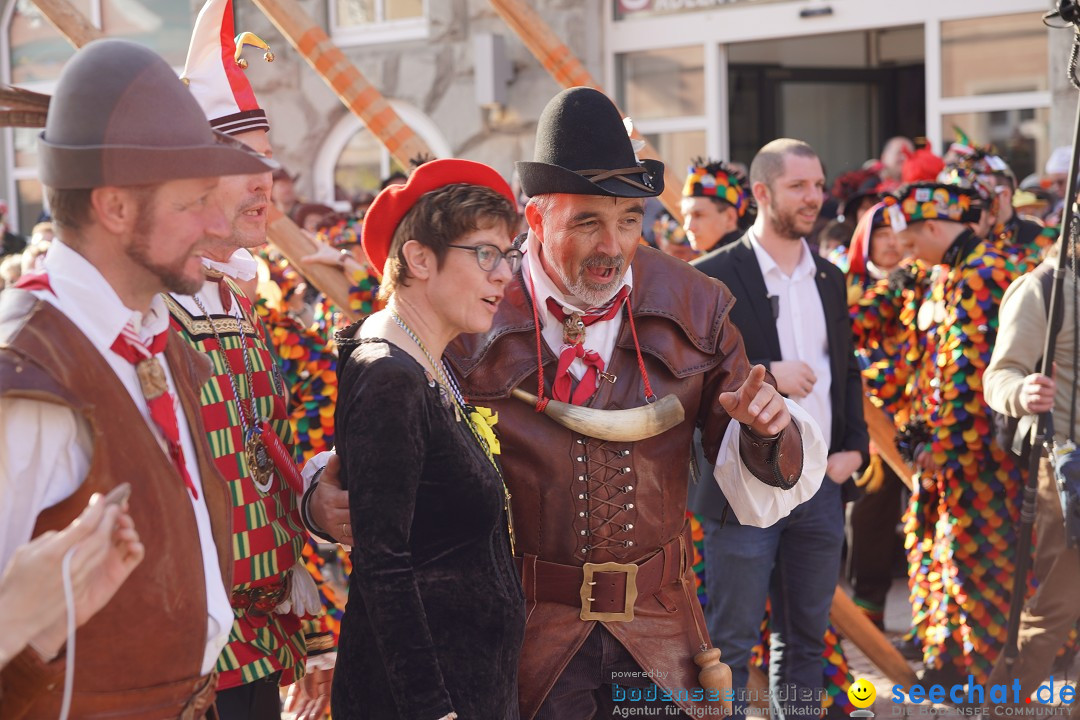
top-left (361, 158), bottom-right (516, 279)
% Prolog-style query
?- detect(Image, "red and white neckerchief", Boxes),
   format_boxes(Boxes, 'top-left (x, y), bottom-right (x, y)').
top-left (110, 321), bottom-right (199, 499)
top-left (523, 252), bottom-right (657, 413)
top-left (544, 287), bottom-right (630, 405)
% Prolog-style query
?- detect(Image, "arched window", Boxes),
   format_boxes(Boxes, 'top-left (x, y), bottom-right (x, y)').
top-left (1, 0), bottom-right (194, 232)
top-left (312, 101), bottom-right (451, 206)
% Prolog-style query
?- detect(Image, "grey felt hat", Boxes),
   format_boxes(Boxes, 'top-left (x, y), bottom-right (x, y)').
top-left (38, 39), bottom-right (276, 190)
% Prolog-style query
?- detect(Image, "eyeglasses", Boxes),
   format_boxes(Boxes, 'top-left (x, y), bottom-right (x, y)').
top-left (447, 243), bottom-right (523, 273)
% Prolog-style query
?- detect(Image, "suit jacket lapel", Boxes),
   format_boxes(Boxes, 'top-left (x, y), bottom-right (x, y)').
top-left (732, 238), bottom-right (783, 361)
top-left (813, 260), bottom-right (843, 412)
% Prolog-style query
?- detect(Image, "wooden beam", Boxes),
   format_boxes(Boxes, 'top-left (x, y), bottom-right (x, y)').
top-left (30, 0), bottom-right (357, 318)
top-left (831, 587), bottom-right (919, 688)
top-left (30, 0), bottom-right (103, 46)
top-left (488, 0), bottom-right (686, 222)
top-left (862, 392), bottom-right (915, 491)
top-left (250, 0), bottom-right (432, 170)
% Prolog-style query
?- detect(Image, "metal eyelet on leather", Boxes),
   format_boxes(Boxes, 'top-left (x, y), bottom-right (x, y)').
top-left (624, 503), bottom-right (635, 510)
top-left (621, 449), bottom-right (631, 456)
top-left (578, 475), bottom-right (586, 481)
top-left (579, 511), bottom-right (588, 517)
top-left (578, 493), bottom-right (588, 500)
top-left (623, 485), bottom-right (634, 492)
top-left (625, 540), bottom-right (635, 547)
top-left (576, 439), bottom-right (585, 445)
top-left (624, 523), bottom-right (634, 531)
top-left (576, 456), bottom-right (585, 462)
top-left (620, 467), bottom-right (631, 474)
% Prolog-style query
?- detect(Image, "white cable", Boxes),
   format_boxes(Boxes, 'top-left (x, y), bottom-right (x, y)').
top-left (58, 546), bottom-right (77, 720)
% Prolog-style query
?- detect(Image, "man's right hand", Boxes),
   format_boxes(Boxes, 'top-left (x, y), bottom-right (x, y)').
top-left (769, 360), bottom-right (817, 399)
top-left (309, 454), bottom-right (352, 546)
top-left (1020, 371), bottom-right (1056, 415)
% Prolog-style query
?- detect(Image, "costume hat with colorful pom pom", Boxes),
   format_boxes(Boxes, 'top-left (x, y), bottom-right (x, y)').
top-left (883, 182), bottom-right (981, 232)
top-left (182, 0), bottom-right (273, 136)
top-left (682, 158), bottom-right (750, 217)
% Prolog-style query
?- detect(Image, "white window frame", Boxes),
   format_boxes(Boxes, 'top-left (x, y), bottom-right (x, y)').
top-left (328, 0), bottom-right (429, 48)
top-left (604, 0), bottom-right (1050, 169)
top-left (311, 100), bottom-right (452, 205)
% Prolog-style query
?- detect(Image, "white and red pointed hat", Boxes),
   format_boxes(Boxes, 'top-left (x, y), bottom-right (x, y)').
top-left (181, 0), bottom-right (273, 136)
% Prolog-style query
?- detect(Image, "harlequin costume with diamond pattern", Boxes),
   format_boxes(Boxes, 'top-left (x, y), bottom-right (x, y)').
top-left (166, 278), bottom-right (315, 688)
top-left (883, 183), bottom-right (1023, 683)
top-left (255, 254), bottom-right (350, 642)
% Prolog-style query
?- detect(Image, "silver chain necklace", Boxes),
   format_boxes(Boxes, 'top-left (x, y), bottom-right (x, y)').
top-left (191, 290), bottom-right (275, 493)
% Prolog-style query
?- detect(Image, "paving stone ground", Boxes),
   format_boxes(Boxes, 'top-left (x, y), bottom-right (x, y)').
top-left (754, 579), bottom-right (1079, 720)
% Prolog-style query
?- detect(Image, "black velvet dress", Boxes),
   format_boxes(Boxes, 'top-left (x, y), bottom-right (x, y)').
top-left (331, 338), bottom-right (524, 720)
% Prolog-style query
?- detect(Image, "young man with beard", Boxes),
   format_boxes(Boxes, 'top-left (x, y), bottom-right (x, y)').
top-left (690, 138), bottom-right (868, 720)
top-left (444, 87), bottom-right (827, 719)
top-left (0, 39), bottom-right (274, 716)
top-left (880, 182), bottom-right (1021, 687)
top-left (167, 2), bottom-right (335, 717)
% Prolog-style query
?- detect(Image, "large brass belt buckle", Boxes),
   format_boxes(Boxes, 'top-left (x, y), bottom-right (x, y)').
top-left (580, 561), bottom-right (638, 622)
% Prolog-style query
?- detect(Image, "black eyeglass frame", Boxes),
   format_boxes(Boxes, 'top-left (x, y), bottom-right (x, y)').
top-left (446, 243), bottom-right (523, 273)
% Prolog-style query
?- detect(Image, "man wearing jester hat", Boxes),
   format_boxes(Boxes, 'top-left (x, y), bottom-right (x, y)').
top-left (681, 158), bottom-right (752, 254)
top-left (170, 1), bottom-right (336, 717)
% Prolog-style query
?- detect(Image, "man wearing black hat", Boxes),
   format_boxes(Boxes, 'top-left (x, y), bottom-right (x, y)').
top-left (0, 38), bottom-right (274, 717)
top-left (446, 87), bottom-right (825, 719)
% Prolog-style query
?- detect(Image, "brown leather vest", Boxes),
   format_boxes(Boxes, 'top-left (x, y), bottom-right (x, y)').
top-left (0, 289), bottom-right (233, 719)
top-left (446, 247), bottom-right (801, 718)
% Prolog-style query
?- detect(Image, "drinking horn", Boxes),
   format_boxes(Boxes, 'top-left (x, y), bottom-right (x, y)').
top-left (510, 388), bottom-right (685, 442)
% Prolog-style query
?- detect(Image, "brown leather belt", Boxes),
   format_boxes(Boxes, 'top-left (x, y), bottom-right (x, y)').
top-left (231, 575), bottom-right (290, 617)
top-left (514, 528), bottom-right (687, 622)
top-left (21, 670), bottom-right (218, 719)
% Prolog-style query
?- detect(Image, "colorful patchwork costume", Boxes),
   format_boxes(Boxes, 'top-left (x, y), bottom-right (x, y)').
top-left (882, 184), bottom-right (1022, 684)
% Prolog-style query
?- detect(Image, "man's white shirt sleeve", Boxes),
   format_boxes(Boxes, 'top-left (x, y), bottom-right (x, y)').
top-left (712, 399), bottom-right (827, 527)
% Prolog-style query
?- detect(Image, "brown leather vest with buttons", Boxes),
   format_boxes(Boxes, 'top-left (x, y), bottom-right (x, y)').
top-left (446, 247), bottom-right (803, 719)
top-left (0, 289), bottom-right (233, 720)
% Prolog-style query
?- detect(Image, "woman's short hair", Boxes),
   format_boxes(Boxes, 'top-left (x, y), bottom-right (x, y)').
top-left (380, 183), bottom-right (517, 299)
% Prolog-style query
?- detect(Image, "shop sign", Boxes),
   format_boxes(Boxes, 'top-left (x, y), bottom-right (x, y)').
top-left (615, 0), bottom-right (773, 20)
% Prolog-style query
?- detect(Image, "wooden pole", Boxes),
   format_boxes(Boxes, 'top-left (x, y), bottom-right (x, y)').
top-left (831, 587), bottom-right (919, 688)
top-left (250, 0), bottom-right (431, 170)
top-left (30, 0), bottom-right (357, 319)
top-left (31, 0), bottom-right (103, 45)
top-left (862, 392), bottom-right (915, 491)
top-left (488, 0), bottom-right (686, 222)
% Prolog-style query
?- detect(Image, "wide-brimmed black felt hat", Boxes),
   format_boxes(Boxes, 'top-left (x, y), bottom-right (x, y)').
top-left (516, 87), bottom-right (664, 199)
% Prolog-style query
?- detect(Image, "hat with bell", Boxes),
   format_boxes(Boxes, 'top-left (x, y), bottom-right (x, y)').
top-left (182, 0), bottom-right (273, 136)
top-left (516, 87), bottom-right (664, 198)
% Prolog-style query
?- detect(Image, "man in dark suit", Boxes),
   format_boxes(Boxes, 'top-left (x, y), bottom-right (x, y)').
top-left (689, 138), bottom-right (868, 720)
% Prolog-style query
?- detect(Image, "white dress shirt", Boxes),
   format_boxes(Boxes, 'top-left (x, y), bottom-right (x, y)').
top-left (522, 238), bottom-right (825, 527)
top-left (748, 231), bottom-right (834, 449)
top-left (0, 241), bottom-right (233, 674)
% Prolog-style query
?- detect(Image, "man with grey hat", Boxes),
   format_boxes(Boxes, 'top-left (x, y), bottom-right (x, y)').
top-left (0, 38), bottom-right (274, 718)
top-left (445, 86), bottom-right (826, 719)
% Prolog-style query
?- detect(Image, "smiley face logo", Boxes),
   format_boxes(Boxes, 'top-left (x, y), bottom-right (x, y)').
top-left (848, 678), bottom-right (876, 709)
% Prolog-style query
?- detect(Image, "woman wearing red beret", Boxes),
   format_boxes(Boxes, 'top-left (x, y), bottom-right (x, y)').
top-left (331, 159), bottom-right (524, 719)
